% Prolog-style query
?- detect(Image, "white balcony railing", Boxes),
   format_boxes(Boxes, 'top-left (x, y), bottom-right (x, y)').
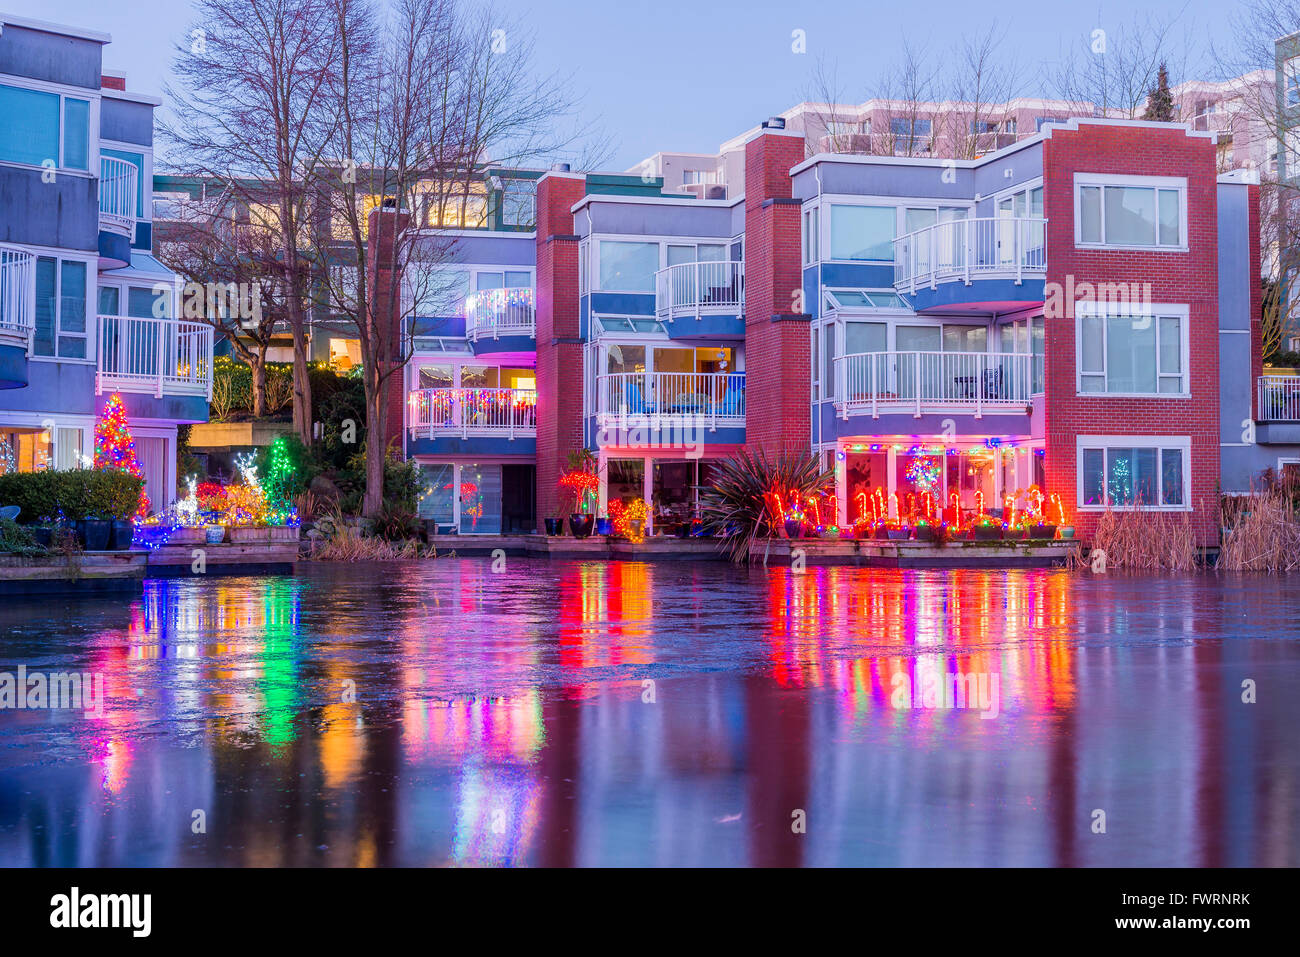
top-left (465, 287), bottom-right (535, 341)
top-left (655, 261), bottom-right (744, 321)
top-left (408, 387), bottom-right (537, 439)
top-left (99, 156), bottom-right (139, 240)
top-left (0, 244), bottom-right (36, 347)
top-left (95, 315), bottom-right (213, 399)
top-left (1258, 375), bottom-right (1300, 421)
top-left (596, 372), bottom-right (746, 432)
top-left (835, 351), bottom-right (1043, 418)
top-left (893, 216), bottom-right (1047, 294)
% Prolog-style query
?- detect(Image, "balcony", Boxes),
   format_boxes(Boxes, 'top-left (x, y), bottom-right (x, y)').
top-left (464, 287), bottom-right (535, 342)
top-left (893, 216), bottom-right (1047, 311)
top-left (654, 261), bottom-right (744, 322)
top-left (99, 156), bottom-right (139, 240)
top-left (408, 387), bottom-right (537, 439)
top-left (835, 351), bottom-right (1042, 418)
top-left (1258, 376), bottom-right (1300, 421)
top-left (596, 372), bottom-right (746, 432)
top-left (95, 315), bottom-right (214, 399)
top-left (0, 245), bottom-right (36, 348)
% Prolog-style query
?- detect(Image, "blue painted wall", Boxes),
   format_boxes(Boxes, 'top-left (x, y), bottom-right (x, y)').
top-left (0, 167), bottom-right (98, 251)
top-left (1218, 178), bottom-right (1300, 490)
top-left (0, 23), bottom-right (102, 90)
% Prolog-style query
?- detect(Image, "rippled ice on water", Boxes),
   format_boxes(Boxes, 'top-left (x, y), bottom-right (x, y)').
top-left (0, 559), bottom-right (1297, 866)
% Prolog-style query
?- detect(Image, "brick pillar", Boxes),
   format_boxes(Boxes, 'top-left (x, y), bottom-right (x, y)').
top-left (534, 172), bottom-right (587, 530)
top-left (365, 205), bottom-right (411, 457)
top-left (742, 129), bottom-right (810, 454)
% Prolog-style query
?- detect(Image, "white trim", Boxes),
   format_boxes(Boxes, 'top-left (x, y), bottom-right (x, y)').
top-left (571, 192), bottom-right (742, 213)
top-left (0, 15), bottom-right (110, 44)
top-left (1073, 173), bottom-right (1189, 252)
top-left (1075, 302), bottom-right (1190, 397)
top-left (1076, 434), bottom-right (1192, 511)
top-left (0, 72), bottom-right (101, 175)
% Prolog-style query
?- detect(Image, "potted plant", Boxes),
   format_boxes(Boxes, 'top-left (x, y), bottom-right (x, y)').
top-left (109, 517), bottom-right (135, 550)
top-left (560, 449), bottom-right (598, 539)
top-left (596, 515), bottom-right (613, 536)
top-left (1057, 526), bottom-right (1075, 540)
top-left (784, 517), bottom-right (803, 539)
top-left (912, 521), bottom-right (936, 542)
top-left (77, 513), bottom-right (112, 551)
top-left (970, 519), bottom-right (1004, 541)
top-left (887, 524), bottom-right (910, 541)
top-left (205, 524), bottom-right (226, 544)
top-left (1028, 523), bottom-right (1056, 540)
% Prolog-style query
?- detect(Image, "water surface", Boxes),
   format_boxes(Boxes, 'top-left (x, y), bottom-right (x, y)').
top-left (0, 560), bottom-right (1296, 866)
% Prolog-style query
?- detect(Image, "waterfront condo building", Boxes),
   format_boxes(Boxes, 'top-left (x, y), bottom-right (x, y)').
top-left (395, 116), bottom-right (1292, 547)
top-left (0, 14), bottom-right (212, 507)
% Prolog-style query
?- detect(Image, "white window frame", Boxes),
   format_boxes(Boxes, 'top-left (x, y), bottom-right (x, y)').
top-left (802, 204), bottom-right (819, 266)
top-left (1075, 301), bottom-right (1190, 397)
top-left (1073, 173), bottom-right (1188, 252)
top-left (1076, 434), bottom-right (1192, 511)
top-left (0, 412), bottom-right (96, 472)
top-left (26, 245), bottom-right (96, 364)
top-left (594, 238), bottom-right (662, 293)
top-left (0, 72), bottom-right (101, 176)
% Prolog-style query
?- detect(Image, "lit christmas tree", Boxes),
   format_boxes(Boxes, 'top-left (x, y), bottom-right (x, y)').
top-left (93, 393), bottom-right (150, 520)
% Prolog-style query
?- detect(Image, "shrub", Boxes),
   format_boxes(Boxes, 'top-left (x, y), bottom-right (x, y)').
top-left (1076, 508), bottom-right (1198, 571)
top-left (0, 517), bottom-right (44, 555)
top-left (0, 470), bottom-right (144, 523)
top-left (699, 449), bottom-right (834, 563)
top-left (1220, 477), bottom-right (1300, 572)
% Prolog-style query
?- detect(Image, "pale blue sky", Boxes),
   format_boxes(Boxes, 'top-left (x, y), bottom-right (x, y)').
top-left (31, 0), bottom-right (1236, 169)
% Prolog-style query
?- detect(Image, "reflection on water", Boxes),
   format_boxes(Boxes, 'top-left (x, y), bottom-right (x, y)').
top-left (0, 561), bottom-right (1297, 866)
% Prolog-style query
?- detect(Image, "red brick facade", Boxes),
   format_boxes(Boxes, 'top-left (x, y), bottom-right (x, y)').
top-left (1042, 124), bottom-right (1221, 545)
top-left (743, 130), bottom-right (811, 454)
top-left (534, 172), bottom-right (587, 529)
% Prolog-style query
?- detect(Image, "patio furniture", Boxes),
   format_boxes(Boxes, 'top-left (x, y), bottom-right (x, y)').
top-left (624, 381), bottom-right (652, 414)
top-left (982, 367), bottom-right (1004, 400)
top-left (0, 505), bottom-right (19, 522)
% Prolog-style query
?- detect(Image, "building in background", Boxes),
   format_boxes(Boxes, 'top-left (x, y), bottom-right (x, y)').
top-left (0, 14), bottom-right (212, 510)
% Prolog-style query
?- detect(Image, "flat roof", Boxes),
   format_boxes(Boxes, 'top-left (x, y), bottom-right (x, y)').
top-left (0, 13), bottom-right (111, 44)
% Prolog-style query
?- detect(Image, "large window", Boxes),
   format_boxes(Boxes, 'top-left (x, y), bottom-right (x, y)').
top-left (1076, 176), bottom-right (1185, 248)
top-left (500, 180), bottom-right (536, 227)
top-left (829, 205), bottom-right (895, 261)
top-left (0, 83), bottom-right (90, 171)
top-left (598, 241), bottom-right (658, 292)
top-left (1078, 308), bottom-right (1186, 394)
top-left (1286, 56), bottom-right (1300, 108)
top-left (34, 257), bottom-right (88, 359)
top-left (1080, 440), bottom-right (1188, 509)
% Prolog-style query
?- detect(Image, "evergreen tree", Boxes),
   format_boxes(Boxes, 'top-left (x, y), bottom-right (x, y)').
top-left (94, 393), bottom-right (150, 519)
top-left (1143, 63), bottom-right (1175, 122)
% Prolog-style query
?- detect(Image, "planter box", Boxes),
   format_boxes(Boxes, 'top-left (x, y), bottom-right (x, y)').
top-left (169, 526), bottom-right (206, 545)
top-left (267, 526), bottom-right (300, 543)
top-left (228, 526), bottom-right (272, 543)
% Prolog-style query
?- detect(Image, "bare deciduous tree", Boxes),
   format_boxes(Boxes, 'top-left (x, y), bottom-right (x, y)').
top-left (1052, 10), bottom-right (1195, 119)
top-left (164, 0), bottom-right (345, 445)
top-left (314, 0), bottom-right (593, 518)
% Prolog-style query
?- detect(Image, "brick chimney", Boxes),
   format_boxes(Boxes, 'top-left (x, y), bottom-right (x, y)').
top-left (365, 204), bottom-right (412, 457)
top-left (534, 170), bottom-right (587, 530)
top-left (101, 72), bottom-right (126, 91)
top-left (742, 125), bottom-right (810, 454)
